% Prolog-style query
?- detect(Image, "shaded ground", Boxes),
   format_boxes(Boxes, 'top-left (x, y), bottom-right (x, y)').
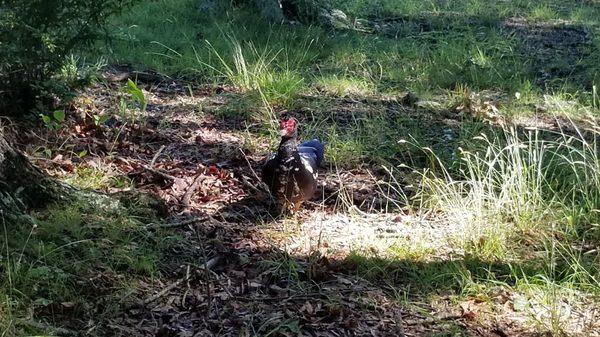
top-left (13, 71), bottom-right (599, 337)
top-left (502, 17), bottom-right (595, 86)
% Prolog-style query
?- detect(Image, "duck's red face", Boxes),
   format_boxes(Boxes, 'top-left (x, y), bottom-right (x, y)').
top-left (279, 118), bottom-right (297, 137)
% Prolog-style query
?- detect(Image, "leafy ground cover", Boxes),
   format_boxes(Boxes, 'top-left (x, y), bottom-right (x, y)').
top-left (2, 0), bottom-right (600, 336)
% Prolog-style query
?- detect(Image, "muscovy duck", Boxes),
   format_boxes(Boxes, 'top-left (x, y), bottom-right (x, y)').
top-left (261, 118), bottom-right (325, 212)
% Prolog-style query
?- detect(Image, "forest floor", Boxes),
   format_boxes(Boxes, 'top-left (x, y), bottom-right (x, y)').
top-left (4, 0), bottom-right (600, 335)
top-left (9, 69), bottom-right (597, 337)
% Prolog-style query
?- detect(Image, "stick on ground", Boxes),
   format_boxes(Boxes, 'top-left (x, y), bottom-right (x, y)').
top-left (139, 256), bottom-right (221, 306)
top-left (182, 172), bottom-right (205, 207)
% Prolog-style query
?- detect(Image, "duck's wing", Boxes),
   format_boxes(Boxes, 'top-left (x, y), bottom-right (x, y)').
top-left (298, 139), bottom-right (325, 167)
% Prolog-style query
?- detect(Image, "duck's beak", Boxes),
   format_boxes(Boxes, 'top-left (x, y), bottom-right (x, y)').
top-left (278, 129), bottom-right (289, 137)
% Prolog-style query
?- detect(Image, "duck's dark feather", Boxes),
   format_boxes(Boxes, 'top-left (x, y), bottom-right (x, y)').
top-left (298, 139), bottom-right (325, 170)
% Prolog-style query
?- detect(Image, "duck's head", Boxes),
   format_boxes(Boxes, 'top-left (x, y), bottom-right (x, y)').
top-left (278, 117), bottom-right (298, 138)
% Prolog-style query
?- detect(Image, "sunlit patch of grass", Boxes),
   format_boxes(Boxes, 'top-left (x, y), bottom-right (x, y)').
top-left (256, 70), bottom-right (305, 107)
top-left (380, 118), bottom-right (600, 321)
top-left (540, 93), bottom-right (595, 118)
top-left (514, 275), bottom-right (600, 336)
top-left (64, 165), bottom-right (132, 190)
top-left (314, 75), bottom-right (375, 97)
top-left (106, 0), bottom-right (600, 121)
top-left (387, 239), bottom-right (436, 262)
top-left (198, 32), bottom-right (314, 108)
top-left (407, 127), bottom-right (567, 262)
top-left (529, 5), bottom-right (558, 21)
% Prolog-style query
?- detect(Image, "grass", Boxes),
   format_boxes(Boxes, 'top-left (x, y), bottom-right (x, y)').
top-left (314, 75), bottom-right (375, 97)
top-left (108, 0), bottom-right (596, 291)
top-left (100, 0), bottom-right (600, 134)
top-left (341, 119), bottom-right (600, 335)
top-left (0, 193), bottom-right (190, 336)
top-left (64, 166), bottom-right (133, 190)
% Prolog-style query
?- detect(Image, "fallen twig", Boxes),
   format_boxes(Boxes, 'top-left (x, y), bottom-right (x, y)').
top-left (150, 145), bottom-right (166, 167)
top-left (141, 164), bottom-right (177, 181)
top-left (238, 148), bottom-right (269, 192)
top-left (394, 309), bottom-right (406, 337)
top-left (238, 174), bottom-right (263, 194)
top-left (141, 278), bottom-right (186, 306)
top-left (196, 230), bottom-right (213, 312)
top-left (202, 255), bottom-right (221, 271)
top-left (182, 172), bottom-right (206, 207)
top-left (18, 319), bottom-right (78, 337)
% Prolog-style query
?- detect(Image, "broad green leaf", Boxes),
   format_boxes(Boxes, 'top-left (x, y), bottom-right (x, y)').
top-left (53, 110), bottom-right (65, 122)
top-left (40, 114), bottom-right (52, 124)
top-left (125, 79), bottom-right (147, 110)
top-left (33, 297), bottom-right (51, 306)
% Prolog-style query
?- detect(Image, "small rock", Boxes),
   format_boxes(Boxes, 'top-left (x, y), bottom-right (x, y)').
top-left (320, 9), bottom-right (350, 30)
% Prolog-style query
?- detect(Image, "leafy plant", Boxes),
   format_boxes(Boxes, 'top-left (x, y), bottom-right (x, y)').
top-left (40, 110), bottom-right (66, 130)
top-left (124, 79), bottom-right (147, 111)
top-left (119, 79), bottom-right (148, 124)
top-left (93, 114), bottom-right (111, 127)
top-left (0, 0), bottom-right (137, 113)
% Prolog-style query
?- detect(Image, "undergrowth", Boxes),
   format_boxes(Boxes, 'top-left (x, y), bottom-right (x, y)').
top-left (0, 194), bottom-right (190, 336)
top-left (43, 0), bottom-right (600, 335)
top-left (344, 119), bottom-right (600, 335)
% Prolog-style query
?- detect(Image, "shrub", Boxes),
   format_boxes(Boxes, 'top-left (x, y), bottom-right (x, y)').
top-left (0, 0), bottom-right (136, 114)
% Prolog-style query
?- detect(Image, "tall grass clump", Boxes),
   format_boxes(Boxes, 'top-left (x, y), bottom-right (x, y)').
top-left (413, 127), bottom-right (551, 260)
top-left (195, 32), bottom-right (316, 107)
top-left (389, 120), bottom-right (600, 334)
top-left (403, 121), bottom-right (600, 283)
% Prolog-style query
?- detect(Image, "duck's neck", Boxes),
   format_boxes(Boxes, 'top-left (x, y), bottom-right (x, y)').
top-left (277, 136), bottom-right (298, 160)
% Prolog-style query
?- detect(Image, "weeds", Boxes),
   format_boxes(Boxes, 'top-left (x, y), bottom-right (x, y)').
top-left (64, 165), bottom-right (132, 190)
top-left (119, 78), bottom-right (148, 124)
top-left (197, 33), bottom-right (312, 107)
top-left (39, 110), bottom-right (66, 130)
top-left (0, 195), bottom-right (188, 335)
top-left (105, 0), bottom-right (600, 121)
top-left (373, 120), bottom-right (599, 334)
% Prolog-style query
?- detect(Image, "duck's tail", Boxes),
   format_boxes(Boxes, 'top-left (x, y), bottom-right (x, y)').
top-left (298, 139), bottom-right (325, 166)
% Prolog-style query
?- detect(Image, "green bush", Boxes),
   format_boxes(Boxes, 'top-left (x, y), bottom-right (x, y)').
top-left (0, 0), bottom-right (136, 114)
